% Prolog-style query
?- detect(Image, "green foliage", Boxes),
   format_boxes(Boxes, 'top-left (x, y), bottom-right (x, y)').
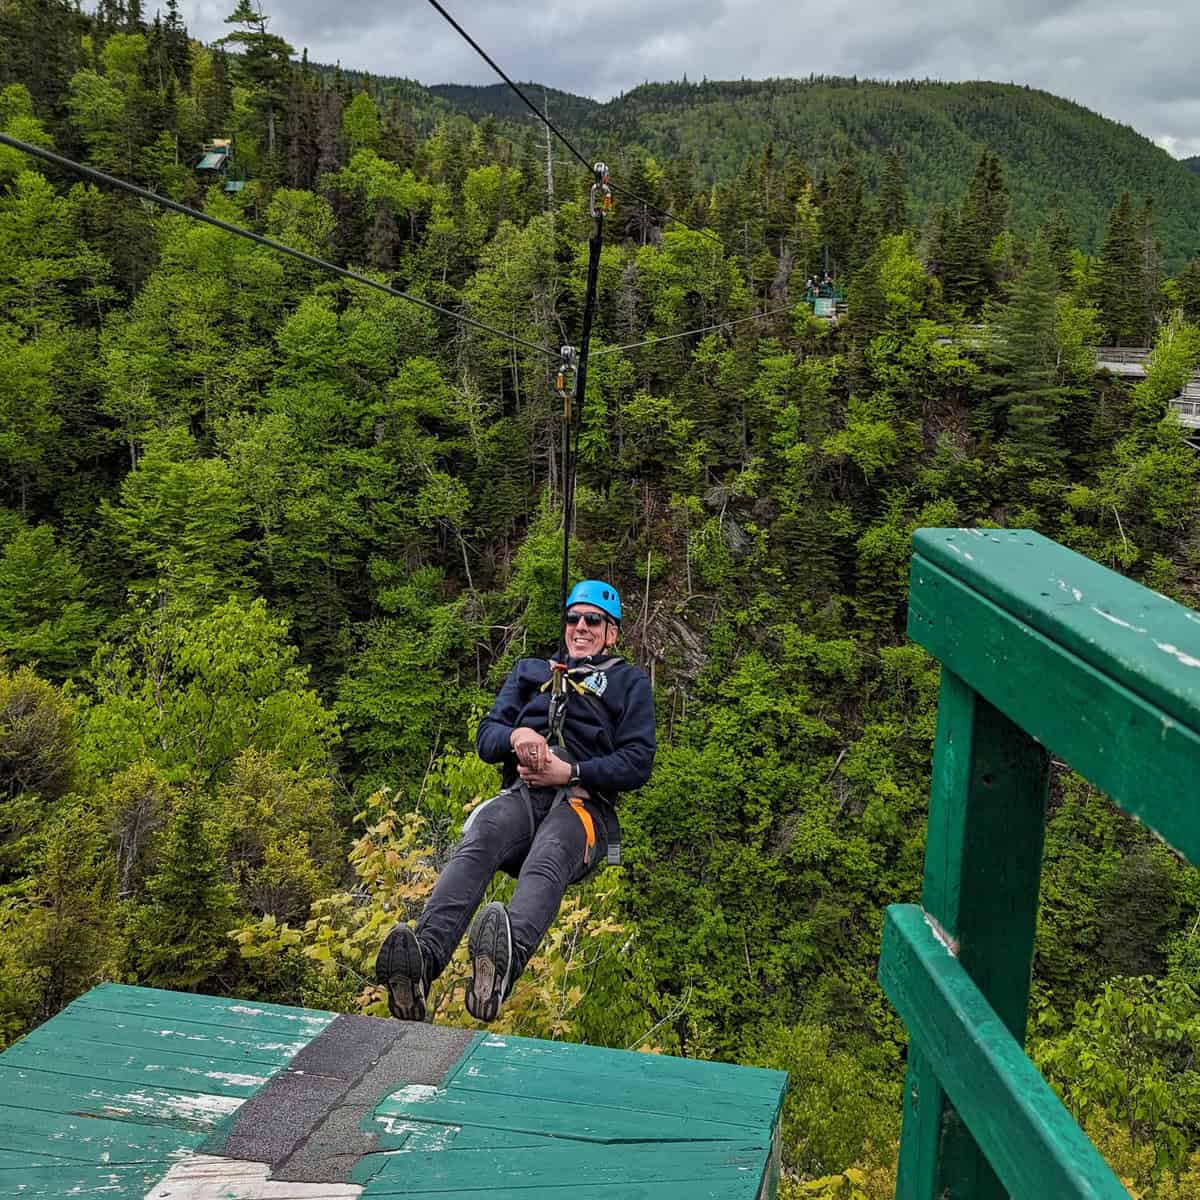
top-left (81, 596), bottom-right (336, 784)
top-left (0, 522), bottom-right (102, 675)
top-left (0, 795), bottom-right (116, 1043)
top-left (0, 665), bottom-right (77, 882)
top-left (1034, 976), bottom-right (1200, 1175)
top-left (216, 749), bottom-right (343, 922)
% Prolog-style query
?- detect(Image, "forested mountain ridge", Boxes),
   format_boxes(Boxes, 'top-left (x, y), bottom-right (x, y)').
top-left (4, 0), bottom-right (1200, 1194)
top-left (1185, 154), bottom-right (1200, 175)
top-left (430, 81), bottom-right (599, 129)
top-left (431, 77), bottom-right (1200, 268)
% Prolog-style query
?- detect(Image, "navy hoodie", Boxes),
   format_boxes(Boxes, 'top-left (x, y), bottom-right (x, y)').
top-left (476, 655), bottom-right (656, 801)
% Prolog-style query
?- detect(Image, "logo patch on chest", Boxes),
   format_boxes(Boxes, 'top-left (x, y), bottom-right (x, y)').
top-left (582, 672), bottom-right (608, 698)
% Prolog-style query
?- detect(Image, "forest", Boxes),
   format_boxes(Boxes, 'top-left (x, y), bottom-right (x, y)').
top-left (388, 75), bottom-right (1200, 269)
top-left (2, 0), bottom-right (1200, 1195)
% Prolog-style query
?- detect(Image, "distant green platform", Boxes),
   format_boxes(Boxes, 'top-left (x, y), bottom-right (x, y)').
top-left (0, 983), bottom-right (786, 1198)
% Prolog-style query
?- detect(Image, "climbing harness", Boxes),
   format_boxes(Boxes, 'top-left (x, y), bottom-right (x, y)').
top-left (541, 655), bottom-right (622, 749)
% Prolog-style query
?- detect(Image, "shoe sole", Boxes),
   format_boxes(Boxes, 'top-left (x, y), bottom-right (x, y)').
top-left (466, 903), bottom-right (512, 1023)
top-left (375, 925), bottom-right (427, 1022)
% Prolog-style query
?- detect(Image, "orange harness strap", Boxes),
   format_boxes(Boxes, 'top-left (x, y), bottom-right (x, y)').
top-left (568, 797), bottom-right (596, 865)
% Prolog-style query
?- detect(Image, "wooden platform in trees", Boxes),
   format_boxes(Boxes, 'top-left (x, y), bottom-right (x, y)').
top-left (0, 983), bottom-right (786, 1199)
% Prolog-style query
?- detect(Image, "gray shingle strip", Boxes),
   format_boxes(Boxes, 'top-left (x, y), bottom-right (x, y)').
top-left (275, 1026), bottom-right (475, 1184)
top-left (199, 1014), bottom-right (474, 1185)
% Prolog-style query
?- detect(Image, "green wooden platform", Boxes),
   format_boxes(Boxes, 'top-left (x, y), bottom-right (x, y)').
top-left (0, 983), bottom-right (786, 1198)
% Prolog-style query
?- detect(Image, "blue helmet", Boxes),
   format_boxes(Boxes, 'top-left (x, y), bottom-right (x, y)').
top-left (565, 579), bottom-right (622, 624)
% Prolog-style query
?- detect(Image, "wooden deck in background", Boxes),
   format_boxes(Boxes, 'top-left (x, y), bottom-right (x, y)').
top-left (0, 984), bottom-right (786, 1199)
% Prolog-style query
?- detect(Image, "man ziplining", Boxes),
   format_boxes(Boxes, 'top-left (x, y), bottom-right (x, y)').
top-left (375, 580), bottom-right (656, 1023)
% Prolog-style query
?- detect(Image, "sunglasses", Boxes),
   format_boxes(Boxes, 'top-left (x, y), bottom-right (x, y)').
top-left (564, 611), bottom-right (607, 628)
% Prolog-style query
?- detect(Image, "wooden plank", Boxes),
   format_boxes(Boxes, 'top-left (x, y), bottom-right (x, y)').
top-left (0, 1161), bottom-right (170, 1198)
top-left (18, 1010), bottom-right (309, 1068)
top-left (908, 551), bottom-right (1200, 861)
top-left (65, 984), bottom-right (333, 1040)
top-left (372, 1084), bottom-right (760, 1144)
top-left (360, 1140), bottom-right (769, 1195)
top-left (145, 1154), bottom-right (362, 1199)
top-left (912, 529), bottom-right (1200, 744)
top-left (0, 1104), bottom-right (204, 1164)
top-left (0, 1037), bottom-right (274, 1097)
top-left (367, 1184), bottom-right (759, 1200)
top-left (0, 1147), bottom-right (80, 1167)
top-left (880, 904), bottom-right (1129, 1200)
top-left (466, 1033), bottom-right (787, 1103)
top-left (364, 1113), bottom-right (602, 1156)
top-left (450, 1058), bottom-right (779, 1129)
top-left (0, 1065), bottom-right (244, 1131)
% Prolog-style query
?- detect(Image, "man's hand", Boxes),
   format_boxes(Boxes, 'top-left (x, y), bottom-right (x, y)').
top-left (517, 749), bottom-right (573, 788)
top-left (510, 726), bottom-right (550, 772)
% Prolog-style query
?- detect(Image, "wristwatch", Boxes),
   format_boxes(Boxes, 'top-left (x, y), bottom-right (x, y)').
top-left (568, 764), bottom-right (581, 786)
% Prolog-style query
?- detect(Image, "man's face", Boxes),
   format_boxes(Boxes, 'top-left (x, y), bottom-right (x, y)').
top-left (564, 603), bottom-right (616, 657)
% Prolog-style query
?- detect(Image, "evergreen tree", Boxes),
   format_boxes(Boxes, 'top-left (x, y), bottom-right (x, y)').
top-left (1096, 192), bottom-right (1149, 345)
top-left (126, 790), bottom-right (237, 989)
top-left (980, 241), bottom-right (1071, 475)
top-left (0, 0), bottom-right (82, 124)
top-left (217, 0), bottom-right (294, 161)
top-left (944, 150), bottom-right (1009, 311)
top-left (1176, 259), bottom-right (1200, 323)
top-left (163, 0), bottom-right (191, 89)
top-left (1041, 197), bottom-right (1074, 286)
top-left (878, 147), bottom-right (909, 236)
top-left (820, 153), bottom-right (864, 276)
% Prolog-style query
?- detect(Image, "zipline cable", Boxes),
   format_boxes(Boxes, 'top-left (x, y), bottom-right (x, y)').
top-left (593, 304), bottom-right (796, 357)
top-left (423, 0), bottom-right (592, 173)
top-left (421, 0), bottom-right (730, 254)
top-left (0, 132), bottom-right (562, 362)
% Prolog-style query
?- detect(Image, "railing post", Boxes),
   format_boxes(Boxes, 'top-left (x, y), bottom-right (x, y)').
top-left (895, 669), bottom-right (1050, 1200)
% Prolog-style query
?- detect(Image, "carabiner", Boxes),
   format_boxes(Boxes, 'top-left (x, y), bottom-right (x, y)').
top-left (589, 162), bottom-right (612, 218)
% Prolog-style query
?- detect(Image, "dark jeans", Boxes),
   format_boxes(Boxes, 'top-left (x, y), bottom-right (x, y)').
top-left (416, 786), bottom-right (608, 984)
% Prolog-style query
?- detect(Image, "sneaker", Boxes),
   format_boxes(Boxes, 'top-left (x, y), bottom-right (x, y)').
top-left (466, 902), bottom-right (513, 1023)
top-left (375, 923), bottom-right (428, 1022)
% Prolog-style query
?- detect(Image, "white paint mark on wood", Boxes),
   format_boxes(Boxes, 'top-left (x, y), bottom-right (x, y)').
top-left (203, 1070), bottom-right (269, 1087)
top-left (144, 1155), bottom-right (362, 1199)
top-left (1055, 579), bottom-right (1083, 603)
top-left (371, 1116), bottom-right (460, 1152)
top-left (226, 1006), bottom-right (328, 1028)
top-left (1155, 641), bottom-right (1200, 669)
top-left (922, 912), bottom-right (959, 957)
top-left (109, 1089), bottom-right (243, 1121)
top-left (382, 1084), bottom-right (439, 1104)
top-left (1091, 608), bottom-right (1148, 634)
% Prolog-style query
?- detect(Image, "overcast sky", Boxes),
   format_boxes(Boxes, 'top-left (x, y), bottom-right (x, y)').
top-left (177, 0), bottom-right (1200, 160)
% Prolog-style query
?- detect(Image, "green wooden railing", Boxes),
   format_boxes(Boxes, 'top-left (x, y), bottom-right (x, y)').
top-left (880, 528), bottom-right (1200, 1200)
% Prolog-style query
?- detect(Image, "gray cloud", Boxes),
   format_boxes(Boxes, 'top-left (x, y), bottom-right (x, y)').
top-left (178, 0), bottom-right (1200, 158)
